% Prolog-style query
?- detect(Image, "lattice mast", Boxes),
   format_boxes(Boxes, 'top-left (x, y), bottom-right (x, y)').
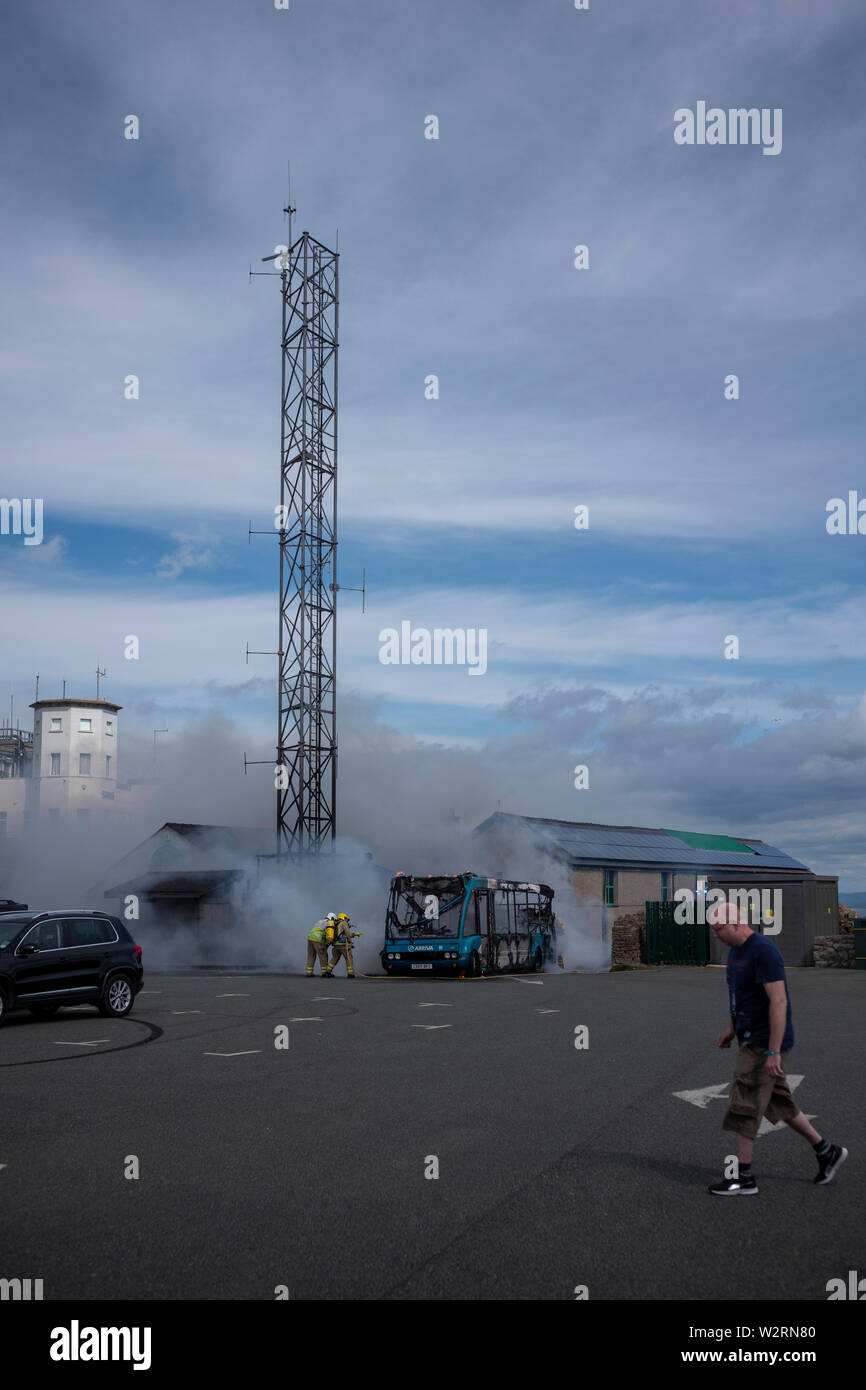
top-left (275, 229), bottom-right (339, 854)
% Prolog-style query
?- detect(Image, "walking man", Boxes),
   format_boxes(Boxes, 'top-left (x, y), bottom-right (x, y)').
top-left (707, 902), bottom-right (847, 1195)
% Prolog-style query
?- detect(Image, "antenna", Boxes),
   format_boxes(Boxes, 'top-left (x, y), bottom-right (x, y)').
top-left (153, 727), bottom-right (168, 770)
top-left (34, 673), bottom-right (39, 702)
top-left (285, 160), bottom-right (294, 248)
top-left (62, 679), bottom-right (67, 699)
top-left (96, 665), bottom-right (106, 699)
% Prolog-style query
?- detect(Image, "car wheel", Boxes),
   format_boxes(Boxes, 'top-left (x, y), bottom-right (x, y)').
top-left (98, 973), bottom-right (135, 1018)
top-left (0, 986), bottom-right (7, 1028)
top-left (29, 1004), bottom-right (60, 1018)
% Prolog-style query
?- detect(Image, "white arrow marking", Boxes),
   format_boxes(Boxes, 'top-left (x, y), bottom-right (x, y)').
top-left (673, 1075), bottom-right (813, 1138)
top-left (203, 1051), bottom-right (261, 1057)
top-left (411, 1024), bottom-right (452, 1030)
top-left (673, 1083), bottom-right (731, 1109)
top-left (53, 1040), bottom-right (110, 1047)
top-left (757, 1076), bottom-right (813, 1136)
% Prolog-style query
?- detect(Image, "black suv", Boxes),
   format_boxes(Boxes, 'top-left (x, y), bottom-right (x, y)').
top-left (0, 911), bottom-right (143, 1026)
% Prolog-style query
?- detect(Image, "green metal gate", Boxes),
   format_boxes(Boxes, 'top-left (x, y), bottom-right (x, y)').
top-left (853, 921), bottom-right (866, 971)
top-left (645, 901), bottom-right (709, 966)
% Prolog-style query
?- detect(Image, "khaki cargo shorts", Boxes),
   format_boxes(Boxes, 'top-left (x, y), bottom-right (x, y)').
top-left (722, 1044), bottom-right (801, 1140)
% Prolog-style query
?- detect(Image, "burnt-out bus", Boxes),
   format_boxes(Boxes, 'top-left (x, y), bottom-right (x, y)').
top-left (381, 871), bottom-right (558, 977)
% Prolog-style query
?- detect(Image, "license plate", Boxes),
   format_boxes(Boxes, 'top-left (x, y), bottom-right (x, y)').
top-left (410, 963), bottom-right (433, 970)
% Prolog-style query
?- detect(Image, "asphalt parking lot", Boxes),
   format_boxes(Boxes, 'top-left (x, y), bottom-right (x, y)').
top-left (1, 967), bottom-right (862, 1300)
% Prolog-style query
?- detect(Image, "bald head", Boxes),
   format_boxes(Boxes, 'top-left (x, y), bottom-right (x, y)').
top-left (708, 900), bottom-right (753, 946)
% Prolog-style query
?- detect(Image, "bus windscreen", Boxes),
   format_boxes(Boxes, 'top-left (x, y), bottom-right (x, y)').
top-left (386, 877), bottom-right (466, 939)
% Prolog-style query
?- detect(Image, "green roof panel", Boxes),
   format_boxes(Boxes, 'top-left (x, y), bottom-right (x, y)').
top-left (663, 829), bottom-right (757, 854)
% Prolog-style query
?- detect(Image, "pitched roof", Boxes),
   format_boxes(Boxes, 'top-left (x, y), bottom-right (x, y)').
top-left (473, 813), bottom-right (811, 872)
top-left (161, 823), bottom-right (273, 855)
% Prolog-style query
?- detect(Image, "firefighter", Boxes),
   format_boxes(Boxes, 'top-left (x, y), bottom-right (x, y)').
top-left (329, 912), bottom-right (362, 978)
top-left (306, 915), bottom-right (336, 977)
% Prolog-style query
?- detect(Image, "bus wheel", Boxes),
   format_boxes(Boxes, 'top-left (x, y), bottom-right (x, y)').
top-left (533, 949), bottom-right (544, 973)
top-left (470, 951), bottom-right (481, 977)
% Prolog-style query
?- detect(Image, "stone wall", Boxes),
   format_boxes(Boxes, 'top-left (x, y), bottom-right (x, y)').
top-left (611, 910), bottom-right (645, 967)
top-left (813, 933), bottom-right (854, 968)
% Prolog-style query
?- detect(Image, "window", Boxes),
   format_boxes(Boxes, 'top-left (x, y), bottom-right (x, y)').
top-left (79, 718), bottom-right (92, 732)
top-left (105, 755), bottom-right (111, 778)
top-left (62, 917), bottom-right (117, 948)
top-left (79, 754), bottom-right (91, 775)
top-left (604, 869), bottom-right (616, 906)
top-left (106, 720), bottom-right (114, 735)
top-left (50, 717), bottom-right (62, 731)
top-left (660, 872), bottom-right (671, 902)
top-left (21, 919), bottom-right (63, 952)
top-left (50, 753), bottom-right (61, 776)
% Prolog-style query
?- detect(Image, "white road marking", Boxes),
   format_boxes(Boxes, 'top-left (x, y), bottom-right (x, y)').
top-left (757, 1077), bottom-right (814, 1135)
top-left (313, 997), bottom-right (344, 1001)
top-left (411, 1024), bottom-right (452, 1030)
top-left (511, 978), bottom-right (544, 985)
top-left (418, 1003), bottom-right (453, 1008)
top-left (216, 993), bottom-right (250, 997)
top-left (673, 1083), bottom-right (730, 1109)
top-left (203, 1050), bottom-right (262, 1057)
top-left (536, 1009), bottom-right (559, 1014)
top-left (0, 1164), bottom-right (6, 1171)
top-left (140, 990), bottom-right (162, 994)
top-left (172, 1010), bottom-right (204, 1015)
top-left (53, 1040), bottom-right (110, 1047)
top-left (673, 1075), bottom-right (814, 1138)
top-left (289, 1017), bottom-right (323, 1022)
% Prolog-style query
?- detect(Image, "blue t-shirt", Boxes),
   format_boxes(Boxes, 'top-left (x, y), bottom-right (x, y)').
top-left (726, 932), bottom-right (794, 1050)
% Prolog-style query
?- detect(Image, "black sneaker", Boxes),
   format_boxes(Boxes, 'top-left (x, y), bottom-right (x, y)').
top-left (708, 1176), bottom-right (759, 1196)
top-left (814, 1144), bottom-right (848, 1185)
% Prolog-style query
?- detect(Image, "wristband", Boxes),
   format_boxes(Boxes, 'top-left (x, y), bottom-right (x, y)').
top-left (764, 1050), bottom-right (780, 1055)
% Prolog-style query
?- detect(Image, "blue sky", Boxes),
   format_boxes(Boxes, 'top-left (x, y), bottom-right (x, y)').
top-left (1, 0), bottom-right (865, 883)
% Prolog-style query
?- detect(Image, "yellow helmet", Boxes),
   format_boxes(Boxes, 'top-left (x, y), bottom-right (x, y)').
top-left (337, 912), bottom-right (350, 921)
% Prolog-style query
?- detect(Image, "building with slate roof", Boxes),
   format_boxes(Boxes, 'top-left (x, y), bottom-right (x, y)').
top-left (473, 813), bottom-right (838, 965)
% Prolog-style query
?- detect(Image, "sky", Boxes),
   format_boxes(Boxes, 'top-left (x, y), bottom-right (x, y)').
top-left (1, 0), bottom-right (864, 887)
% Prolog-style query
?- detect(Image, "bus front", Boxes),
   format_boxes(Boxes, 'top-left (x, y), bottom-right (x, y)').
top-left (381, 875), bottom-right (476, 976)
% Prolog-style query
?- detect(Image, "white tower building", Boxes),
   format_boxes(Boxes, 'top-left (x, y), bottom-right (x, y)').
top-left (28, 698), bottom-right (122, 825)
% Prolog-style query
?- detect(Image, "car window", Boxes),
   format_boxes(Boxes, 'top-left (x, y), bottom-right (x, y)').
top-left (61, 918), bottom-right (117, 948)
top-left (0, 917), bottom-right (35, 948)
top-left (21, 919), bottom-right (63, 952)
